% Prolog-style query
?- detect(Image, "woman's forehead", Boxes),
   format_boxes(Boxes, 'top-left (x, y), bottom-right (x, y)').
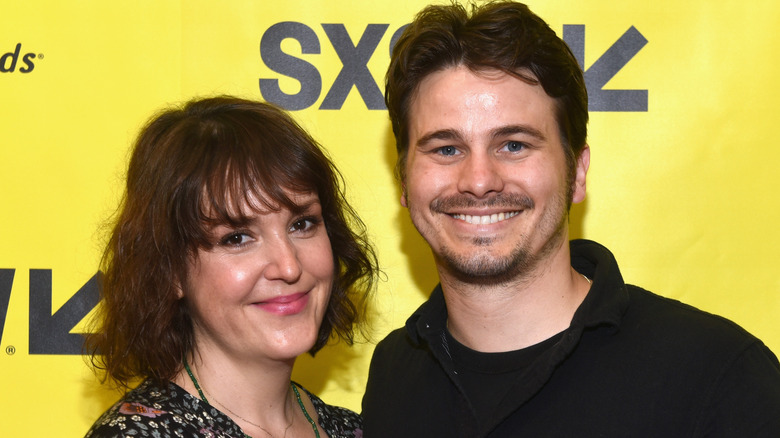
top-left (203, 186), bottom-right (320, 219)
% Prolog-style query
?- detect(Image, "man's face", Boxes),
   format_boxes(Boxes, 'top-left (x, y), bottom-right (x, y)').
top-left (402, 65), bottom-right (588, 284)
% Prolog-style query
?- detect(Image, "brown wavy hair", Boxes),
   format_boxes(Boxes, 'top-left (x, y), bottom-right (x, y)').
top-left (86, 96), bottom-right (378, 389)
top-left (387, 1), bottom-right (588, 188)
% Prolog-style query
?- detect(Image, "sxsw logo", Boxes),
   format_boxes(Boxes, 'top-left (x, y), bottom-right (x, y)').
top-left (1, 43), bottom-right (40, 73)
top-left (0, 269), bottom-right (99, 355)
top-left (258, 22), bottom-right (648, 112)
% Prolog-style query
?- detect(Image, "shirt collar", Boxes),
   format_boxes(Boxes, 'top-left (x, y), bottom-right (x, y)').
top-left (405, 239), bottom-right (630, 344)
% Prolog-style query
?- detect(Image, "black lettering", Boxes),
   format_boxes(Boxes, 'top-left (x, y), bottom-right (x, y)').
top-left (563, 25), bottom-right (586, 70)
top-left (320, 24), bottom-right (388, 110)
top-left (0, 269), bottom-right (14, 345)
top-left (20, 52), bottom-right (35, 73)
top-left (29, 270), bottom-right (101, 355)
top-left (0, 43), bottom-right (21, 73)
top-left (259, 22), bottom-right (322, 111)
top-left (563, 25), bottom-right (648, 112)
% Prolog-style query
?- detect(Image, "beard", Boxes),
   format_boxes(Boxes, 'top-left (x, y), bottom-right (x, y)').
top-left (425, 190), bottom-right (570, 287)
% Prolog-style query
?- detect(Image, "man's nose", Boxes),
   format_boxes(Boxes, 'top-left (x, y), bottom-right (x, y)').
top-left (456, 152), bottom-right (504, 198)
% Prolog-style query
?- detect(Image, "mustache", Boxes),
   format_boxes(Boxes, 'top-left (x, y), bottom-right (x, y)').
top-left (431, 193), bottom-right (534, 213)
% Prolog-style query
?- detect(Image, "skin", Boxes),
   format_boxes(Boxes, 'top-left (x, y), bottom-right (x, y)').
top-left (174, 190), bottom-right (332, 437)
top-left (403, 65), bottom-right (591, 352)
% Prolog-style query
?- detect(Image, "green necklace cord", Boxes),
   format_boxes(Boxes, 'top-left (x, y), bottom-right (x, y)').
top-left (183, 358), bottom-right (208, 403)
top-left (292, 383), bottom-right (321, 438)
top-left (182, 358), bottom-right (320, 437)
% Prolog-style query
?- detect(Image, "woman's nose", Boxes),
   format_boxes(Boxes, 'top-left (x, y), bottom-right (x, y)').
top-left (262, 237), bottom-right (303, 283)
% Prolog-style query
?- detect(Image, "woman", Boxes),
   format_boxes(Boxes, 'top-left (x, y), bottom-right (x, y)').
top-left (85, 96), bottom-right (377, 437)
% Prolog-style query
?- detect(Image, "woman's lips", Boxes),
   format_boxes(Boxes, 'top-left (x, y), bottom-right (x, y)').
top-left (255, 292), bottom-right (310, 315)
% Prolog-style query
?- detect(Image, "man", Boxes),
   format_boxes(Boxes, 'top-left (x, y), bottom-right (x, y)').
top-left (362, 1), bottom-right (780, 436)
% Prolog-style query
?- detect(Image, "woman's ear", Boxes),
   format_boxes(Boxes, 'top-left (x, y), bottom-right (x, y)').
top-left (175, 282), bottom-right (184, 299)
top-left (174, 270), bottom-right (187, 299)
top-left (176, 255), bottom-right (198, 299)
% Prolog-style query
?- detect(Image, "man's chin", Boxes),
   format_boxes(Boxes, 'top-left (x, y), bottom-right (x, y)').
top-left (437, 250), bottom-right (533, 286)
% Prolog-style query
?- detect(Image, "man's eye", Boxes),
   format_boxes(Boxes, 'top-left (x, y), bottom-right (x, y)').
top-left (436, 146), bottom-right (458, 156)
top-left (503, 141), bottom-right (526, 152)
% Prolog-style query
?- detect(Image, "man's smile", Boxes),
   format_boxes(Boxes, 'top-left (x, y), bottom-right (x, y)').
top-left (450, 211), bottom-right (520, 225)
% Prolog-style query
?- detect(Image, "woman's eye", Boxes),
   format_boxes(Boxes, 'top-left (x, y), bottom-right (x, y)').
top-left (220, 232), bottom-right (250, 247)
top-left (290, 216), bottom-right (321, 233)
top-left (436, 146), bottom-right (459, 156)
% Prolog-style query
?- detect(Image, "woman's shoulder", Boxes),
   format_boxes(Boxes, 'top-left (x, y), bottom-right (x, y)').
top-left (295, 382), bottom-right (363, 438)
top-left (84, 380), bottom-right (244, 438)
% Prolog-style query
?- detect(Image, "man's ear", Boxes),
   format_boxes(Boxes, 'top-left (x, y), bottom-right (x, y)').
top-left (572, 145), bottom-right (590, 204)
top-left (400, 184), bottom-right (408, 208)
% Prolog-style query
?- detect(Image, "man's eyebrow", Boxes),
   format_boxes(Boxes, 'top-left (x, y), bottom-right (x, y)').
top-left (492, 124), bottom-right (546, 142)
top-left (415, 125), bottom-right (547, 148)
top-left (415, 129), bottom-right (463, 148)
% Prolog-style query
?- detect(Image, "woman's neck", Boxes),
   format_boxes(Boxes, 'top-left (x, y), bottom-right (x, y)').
top-left (174, 351), bottom-right (300, 436)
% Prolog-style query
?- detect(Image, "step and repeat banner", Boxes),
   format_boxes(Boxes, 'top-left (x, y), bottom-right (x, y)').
top-left (2, 1), bottom-right (779, 435)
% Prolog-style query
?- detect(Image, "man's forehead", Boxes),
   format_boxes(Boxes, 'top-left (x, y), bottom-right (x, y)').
top-left (407, 65), bottom-right (555, 140)
top-left (411, 65), bottom-right (539, 101)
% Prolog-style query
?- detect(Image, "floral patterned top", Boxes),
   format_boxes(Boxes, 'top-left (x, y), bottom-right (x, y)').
top-left (85, 379), bottom-right (362, 438)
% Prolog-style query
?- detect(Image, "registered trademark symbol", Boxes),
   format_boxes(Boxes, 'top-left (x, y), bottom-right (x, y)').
top-left (5, 345), bottom-right (15, 355)
top-left (38, 53), bottom-right (44, 59)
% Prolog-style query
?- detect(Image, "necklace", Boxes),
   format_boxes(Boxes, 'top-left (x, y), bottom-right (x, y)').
top-left (208, 389), bottom-right (293, 438)
top-left (580, 273), bottom-right (592, 285)
top-left (292, 383), bottom-right (320, 438)
top-left (183, 358), bottom-right (319, 437)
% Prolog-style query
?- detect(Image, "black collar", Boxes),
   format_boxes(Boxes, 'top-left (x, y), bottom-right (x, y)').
top-left (405, 239), bottom-right (630, 345)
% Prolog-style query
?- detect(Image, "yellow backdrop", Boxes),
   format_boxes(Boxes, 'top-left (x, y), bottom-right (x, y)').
top-left (1, 1), bottom-right (778, 435)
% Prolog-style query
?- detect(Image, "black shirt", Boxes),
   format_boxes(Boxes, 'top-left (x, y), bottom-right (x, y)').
top-left (362, 239), bottom-right (780, 437)
top-left (447, 329), bottom-right (564, 429)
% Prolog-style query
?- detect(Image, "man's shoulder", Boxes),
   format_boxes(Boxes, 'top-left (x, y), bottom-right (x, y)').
top-left (367, 323), bottom-right (445, 383)
top-left (623, 285), bottom-right (769, 355)
top-left (627, 286), bottom-right (749, 332)
top-left (373, 326), bottom-right (420, 357)
top-left (618, 286), bottom-right (780, 433)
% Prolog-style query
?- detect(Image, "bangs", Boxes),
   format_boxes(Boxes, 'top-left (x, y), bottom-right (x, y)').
top-left (168, 103), bottom-right (333, 249)
top-left (200, 155), bottom-right (315, 227)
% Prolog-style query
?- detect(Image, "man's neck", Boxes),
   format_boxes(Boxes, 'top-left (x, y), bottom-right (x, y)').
top-left (440, 244), bottom-right (590, 353)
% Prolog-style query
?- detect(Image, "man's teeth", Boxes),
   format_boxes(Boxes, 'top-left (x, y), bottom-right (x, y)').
top-left (452, 211), bottom-right (519, 224)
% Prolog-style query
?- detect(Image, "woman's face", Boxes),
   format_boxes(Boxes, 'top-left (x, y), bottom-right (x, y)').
top-left (183, 190), bottom-right (334, 364)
